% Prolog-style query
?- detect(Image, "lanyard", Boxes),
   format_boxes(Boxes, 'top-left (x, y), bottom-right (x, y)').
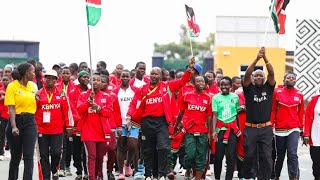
top-left (63, 84), bottom-right (68, 93)
top-left (44, 88), bottom-right (54, 104)
top-left (142, 86), bottom-right (158, 100)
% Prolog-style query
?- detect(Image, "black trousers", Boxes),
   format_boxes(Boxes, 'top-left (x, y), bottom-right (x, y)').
top-left (0, 117), bottom-right (8, 155)
top-left (242, 126), bottom-right (273, 180)
top-left (214, 130), bottom-right (237, 180)
top-left (60, 134), bottom-right (73, 169)
top-left (7, 114), bottom-right (38, 180)
top-left (38, 134), bottom-right (63, 179)
top-left (73, 135), bottom-right (88, 176)
top-left (275, 132), bottom-right (300, 178)
top-left (141, 116), bottom-right (169, 178)
top-left (310, 146), bottom-right (320, 179)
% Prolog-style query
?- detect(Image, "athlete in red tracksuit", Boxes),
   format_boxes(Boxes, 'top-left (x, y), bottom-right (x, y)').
top-left (68, 70), bottom-right (90, 179)
top-left (304, 94), bottom-right (320, 180)
top-left (56, 67), bottom-right (77, 176)
top-left (100, 75), bottom-right (122, 180)
top-left (126, 59), bottom-right (194, 180)
top-left (174, 75), bottom-right (213, 180)
top-left (235, 88), bottom-right (246, 179)
top-left (205, 70), bottom-right (219, 96)
top-left (0, 75), bottom-right (10, 158)
top-left (77, 74), bottom-right (113, 180)
top-left (35, 70), bottom-right (72, 180)
top-left (271, 72), bottom-right (304, 180)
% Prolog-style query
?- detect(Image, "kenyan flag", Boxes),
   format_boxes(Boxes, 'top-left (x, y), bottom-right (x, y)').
top-left (86, 0), bottom-right (101, 26)
top-left (270, 0), bottom-right (281, 33)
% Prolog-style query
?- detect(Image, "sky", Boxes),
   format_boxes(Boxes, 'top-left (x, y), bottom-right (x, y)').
top-left (0, 0), bottom-right (318, 72)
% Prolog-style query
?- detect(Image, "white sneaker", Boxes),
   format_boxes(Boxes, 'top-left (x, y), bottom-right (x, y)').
top-left (4, 151), bottom-right (10, 159)
top-left (206, 170), bottom-right (212, 176)
top-left (159, 176), bottom-right (166, 180)
top-left (180, 169), bottom-right (186, 176)
top-left (0, 155), bottom-right (4, 161)
top-left (233, 170), bottom-right (238, 177)
top-left (145, 177), bottom-right (152, 180)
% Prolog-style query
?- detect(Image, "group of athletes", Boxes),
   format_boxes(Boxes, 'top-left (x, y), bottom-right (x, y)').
top-left (0, 47), bottom-right (320, 180)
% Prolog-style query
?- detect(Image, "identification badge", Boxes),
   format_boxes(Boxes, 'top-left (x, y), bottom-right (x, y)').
top-left (194, 132), bottom-right (200, 136)
top-left (43, 112), bottom-right (51, 123)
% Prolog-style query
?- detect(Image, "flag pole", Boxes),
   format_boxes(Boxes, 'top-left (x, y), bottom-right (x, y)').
top-left (262, 0), bottom-right (275, 47)
top-left (86, 25), bottom-right (94, 90)
top-left (185, 5), bottom-right (194, 57)
top-left (189, 37), bottom-right (194, 57)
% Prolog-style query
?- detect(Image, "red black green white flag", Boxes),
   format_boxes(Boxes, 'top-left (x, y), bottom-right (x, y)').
top-left (185, 4), bottom-right (200, 37)
top-left (278, 0), bottom-right (290, 34)
top-left (270, 0), bottom-right (290, 34)
top-left (86, 0), bottom-right (101, 26)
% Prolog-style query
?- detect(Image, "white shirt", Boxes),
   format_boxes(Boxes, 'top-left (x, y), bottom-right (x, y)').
top-left (118, 86), bottom-right (135, 125)
top-left (133, 78), bottom-right (146, 88)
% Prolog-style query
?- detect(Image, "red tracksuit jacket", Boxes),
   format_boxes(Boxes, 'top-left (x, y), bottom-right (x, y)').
top-left (69, 85), bottom-right (88, 134)
top-left (109, 74), bottom-right (121, 87)
top-left (271, 87), bottom-right (304, 131)
top-left (0, 86), bottom-right (8, 119)
top-left (236, 91), bottom-right (246, 160)
top-left (304, 95), bottom-right (320, 146)
top-left (77, 90), bottom-right (113, 142)
top-left (179, 90), bottom-right (212, 134)
top-left (35, 87), bottom-right (71, 134)
top-left (103, 89), bottom-right (122, 130)
top-left (127, 70), bottom-right (191, 128)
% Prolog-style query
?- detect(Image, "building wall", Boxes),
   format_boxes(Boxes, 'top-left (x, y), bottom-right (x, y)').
top-left (294, 19), bottom-right (320, 100)
top-left (214, 46), bottom-right (286, 84)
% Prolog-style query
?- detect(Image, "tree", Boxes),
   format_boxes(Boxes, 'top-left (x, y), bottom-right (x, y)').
top-left (153, 25), bottom-right (215, 61)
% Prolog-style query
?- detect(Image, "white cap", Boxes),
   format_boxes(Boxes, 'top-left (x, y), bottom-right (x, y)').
top-left (44, 70), bottom-right (58, 78)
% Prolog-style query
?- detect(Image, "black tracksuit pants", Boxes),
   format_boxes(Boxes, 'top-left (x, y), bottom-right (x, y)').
top-left (141, 116), bottom-right (169, 178)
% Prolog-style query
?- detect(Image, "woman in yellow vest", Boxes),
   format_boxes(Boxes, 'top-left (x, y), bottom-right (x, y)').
top-left (5, 62), bottom-right (37, 180)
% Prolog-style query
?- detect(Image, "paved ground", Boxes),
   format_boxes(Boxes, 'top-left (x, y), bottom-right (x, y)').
top-left (0, 144), bottom-right (313, 179)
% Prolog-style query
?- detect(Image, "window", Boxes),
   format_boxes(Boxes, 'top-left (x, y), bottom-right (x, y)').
top-left (239, 65), bottom-right (263, 78)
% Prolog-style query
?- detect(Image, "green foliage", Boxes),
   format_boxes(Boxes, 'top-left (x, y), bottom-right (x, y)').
top-left (154, 25), bottom-right (215, 60)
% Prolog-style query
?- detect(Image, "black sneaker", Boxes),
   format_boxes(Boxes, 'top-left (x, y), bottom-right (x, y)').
top-left (74, 175), bottom-right (82, 180)
top-left (107, 173), bottom-right (115, 180)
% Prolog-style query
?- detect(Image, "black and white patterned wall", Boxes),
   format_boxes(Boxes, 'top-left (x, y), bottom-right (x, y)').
top-left (295, 19), bottom-right (320, 100)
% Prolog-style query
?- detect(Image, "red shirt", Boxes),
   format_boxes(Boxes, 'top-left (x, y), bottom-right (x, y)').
top-left (178, 82), bottom-right (194, 101)
top-left (237, 92), bottom-right (246, 132)
top-left (0, 86), bottom-right (8, 119)
top-left (35, 87), bottom-right (70, 134)
top-left (56, 81), bottom-right (76, 96)
top-left (271, 87), bottom-right (304, 130)
top-left (128, 70), bottom-right (192, 128)
top-left (77, 90), bottom-right (113, 142)
top-left (69, 84), bottom-right (89, 134)
top-left (107, 82), bottom-right (117, 92)
top-left (206, 84), bottom-right (219, 97)
top-left (179, 90), bottom-right (212, 134)
top-left (304, 95), bottom-right (320, 146)
top-left (103, 89), bottom-right (122, 129)
top-left (56, 81), bottom-right (77, 126)
top-left (109, 74), bottom-right (121, 87)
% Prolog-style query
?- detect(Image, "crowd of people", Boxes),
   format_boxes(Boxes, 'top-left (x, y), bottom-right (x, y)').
top-left (0, 47), bottom-right (318, 180)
